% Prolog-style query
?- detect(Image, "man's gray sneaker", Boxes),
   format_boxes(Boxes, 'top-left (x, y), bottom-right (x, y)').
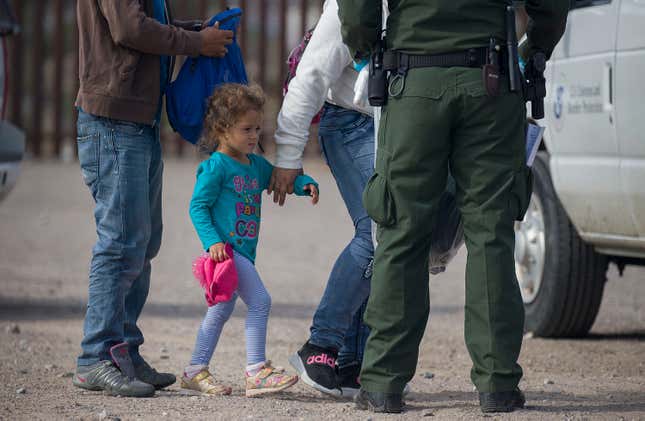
top-left (134, 360), bottom-right (176, 390)
top-left (73, 360), bottom-right (155, 397)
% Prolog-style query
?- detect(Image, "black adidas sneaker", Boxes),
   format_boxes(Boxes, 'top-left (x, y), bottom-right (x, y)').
top-left (288, 341), bottom-right (341, 396)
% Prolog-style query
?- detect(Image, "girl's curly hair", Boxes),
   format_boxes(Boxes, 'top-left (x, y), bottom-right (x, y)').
top-left (198, 83), bottom-right (266, 154)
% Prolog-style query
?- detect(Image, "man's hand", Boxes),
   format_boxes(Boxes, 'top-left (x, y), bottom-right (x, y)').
top-left (208, 242), bottom-right (230, 262)
top-left (199, 22), bottom-right (233, 57)
top-left (268, 167), bottom-right (302, 207)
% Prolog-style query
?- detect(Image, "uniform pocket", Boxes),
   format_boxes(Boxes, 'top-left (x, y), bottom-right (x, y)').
top-left (509, 166), bottom-right (533, 221)
top-left (363, 172), bottom-right (396, 226)
top-left (399, 67), bottom-right (449, 99)
top-left (465, 82), bottom-right (487, 98)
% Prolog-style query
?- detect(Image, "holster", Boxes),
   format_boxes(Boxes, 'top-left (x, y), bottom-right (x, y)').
top-left (368, 39), bottom-right (388, 106)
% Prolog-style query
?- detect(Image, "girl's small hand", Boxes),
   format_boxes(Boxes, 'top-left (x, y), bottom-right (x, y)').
top-left (304, 184), bottom-right (319, 205)
top-left (208, 242), bottom-right (230, 262)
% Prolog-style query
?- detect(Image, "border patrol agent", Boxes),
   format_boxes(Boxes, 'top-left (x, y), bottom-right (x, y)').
top-left (337, 0), bottom-right (568, 413)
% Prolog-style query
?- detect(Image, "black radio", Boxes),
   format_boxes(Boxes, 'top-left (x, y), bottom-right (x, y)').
top-left (368, 37), bottom-right (388, 107)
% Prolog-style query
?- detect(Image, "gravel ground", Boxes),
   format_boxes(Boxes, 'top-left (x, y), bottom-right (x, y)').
top-left (1, 159), bottom-right (644, 421)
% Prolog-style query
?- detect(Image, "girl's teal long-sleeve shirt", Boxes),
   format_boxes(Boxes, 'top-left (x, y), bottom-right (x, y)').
top-left (189, 152), bottom-right (318, 263)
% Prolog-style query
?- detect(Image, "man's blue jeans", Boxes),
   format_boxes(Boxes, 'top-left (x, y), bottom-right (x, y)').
top-left (310, 103), bottom-right (374, 368)
top-left (76, 111), bottom-right (163, 367)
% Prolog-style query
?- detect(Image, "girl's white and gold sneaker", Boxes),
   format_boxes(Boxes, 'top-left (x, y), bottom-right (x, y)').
top-left (180, 369), bottom-right (232, 395)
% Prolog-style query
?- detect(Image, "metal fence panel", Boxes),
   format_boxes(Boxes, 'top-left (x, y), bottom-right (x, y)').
top-left (5, 0), bottom-right (324, 160)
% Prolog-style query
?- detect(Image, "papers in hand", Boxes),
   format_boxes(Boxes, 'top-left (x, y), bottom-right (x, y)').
top-left (526, 123), bottom-right (545, 167)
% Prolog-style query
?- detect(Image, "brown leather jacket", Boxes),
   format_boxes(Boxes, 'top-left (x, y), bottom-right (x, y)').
top-left (75, 0), bottom-right (203, 125)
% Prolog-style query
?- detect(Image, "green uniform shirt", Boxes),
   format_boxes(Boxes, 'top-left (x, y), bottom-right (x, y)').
top-left (338, 0), bottom-right (568, 60)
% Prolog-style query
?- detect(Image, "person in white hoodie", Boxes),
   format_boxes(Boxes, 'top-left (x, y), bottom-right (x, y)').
top-left (267, 0), bottom-right (375, 399)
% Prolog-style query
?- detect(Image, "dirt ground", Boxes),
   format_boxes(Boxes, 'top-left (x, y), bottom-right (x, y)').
top-left (1, 159), bottom-right (644, 421)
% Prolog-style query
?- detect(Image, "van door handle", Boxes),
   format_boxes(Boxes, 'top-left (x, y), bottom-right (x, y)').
top-left (603, 62), bottom-right (613, 112)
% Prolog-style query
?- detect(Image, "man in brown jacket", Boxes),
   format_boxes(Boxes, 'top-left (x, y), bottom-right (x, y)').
top-left (72, 0), bottom-right (233, 397)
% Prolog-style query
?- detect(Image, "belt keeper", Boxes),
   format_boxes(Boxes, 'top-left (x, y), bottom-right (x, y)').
top-left (398, 53), bottom-right (410, 76)
top-left (389, 52), bottom-right (408, 98)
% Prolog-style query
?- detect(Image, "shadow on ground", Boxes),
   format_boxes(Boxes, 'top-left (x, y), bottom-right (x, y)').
top-left (0, 296), bottom-right (463, 321)
top-left (0, 296), bottom-right (315, 320)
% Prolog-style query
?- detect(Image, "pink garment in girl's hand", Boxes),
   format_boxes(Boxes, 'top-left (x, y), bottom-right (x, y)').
top-left (192, 243), bottom-right (238, 306)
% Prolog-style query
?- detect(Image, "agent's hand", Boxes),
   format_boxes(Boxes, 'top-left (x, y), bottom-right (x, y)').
top-left (268, 167), bottom-right (302, 207)
top-left (199, 22), bottom-right (233, 57)
top-left (208, 242), bottom-right (230, 262)
top-left (304, 184), bottom-right (319, 205)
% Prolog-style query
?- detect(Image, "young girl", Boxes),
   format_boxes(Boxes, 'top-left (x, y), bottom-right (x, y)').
top-left (182, 83), bottom-right (319, 397)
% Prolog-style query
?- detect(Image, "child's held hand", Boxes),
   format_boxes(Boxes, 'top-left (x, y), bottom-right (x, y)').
top-left (208, 242), bottom-right (230, 262)
top-left (304, 184), bottom-right (319, 205)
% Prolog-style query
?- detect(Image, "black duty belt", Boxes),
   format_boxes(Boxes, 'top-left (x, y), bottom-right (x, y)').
top-left (383, 47), bottom-right (489, 72)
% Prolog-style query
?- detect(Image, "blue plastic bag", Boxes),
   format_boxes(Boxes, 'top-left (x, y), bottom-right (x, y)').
top-left (166, 8), bottom-right (247, 144)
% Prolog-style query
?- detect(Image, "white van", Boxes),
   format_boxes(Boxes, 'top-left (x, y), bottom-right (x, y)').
top-left (514, 0), bottom-right (645, 336)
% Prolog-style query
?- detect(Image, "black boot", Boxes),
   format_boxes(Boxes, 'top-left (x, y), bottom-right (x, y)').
top-left (479, 388), bottom-right (526, 413)
top-left (354, 388), bottom-right (404, 413)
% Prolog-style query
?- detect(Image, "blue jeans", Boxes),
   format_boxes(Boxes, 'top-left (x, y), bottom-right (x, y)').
top-left (76, 111), bottom-right (163, 367)
top-left (310, 103), bottom-right (374, 368)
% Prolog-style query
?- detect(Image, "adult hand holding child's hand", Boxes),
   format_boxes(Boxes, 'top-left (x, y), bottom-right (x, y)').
top-left (208, 242), bottom-right (230, 262)
top-left (268, 167), bottom-right (303, 206)
top-left (199, 22), bottom-right (233, 57)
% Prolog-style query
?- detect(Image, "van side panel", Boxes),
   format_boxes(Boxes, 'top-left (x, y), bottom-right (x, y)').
top-left (616, 0), bottom-right (645, 240)
top-left (546, 2), bottom-right (638, 238)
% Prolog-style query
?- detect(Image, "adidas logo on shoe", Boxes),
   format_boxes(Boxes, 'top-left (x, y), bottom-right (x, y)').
top-left (306, 353), bottom-right (336, 367)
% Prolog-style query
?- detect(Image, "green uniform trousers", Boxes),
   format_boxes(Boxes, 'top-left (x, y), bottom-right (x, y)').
top-left (361, 66), bottom-right (532, 394)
